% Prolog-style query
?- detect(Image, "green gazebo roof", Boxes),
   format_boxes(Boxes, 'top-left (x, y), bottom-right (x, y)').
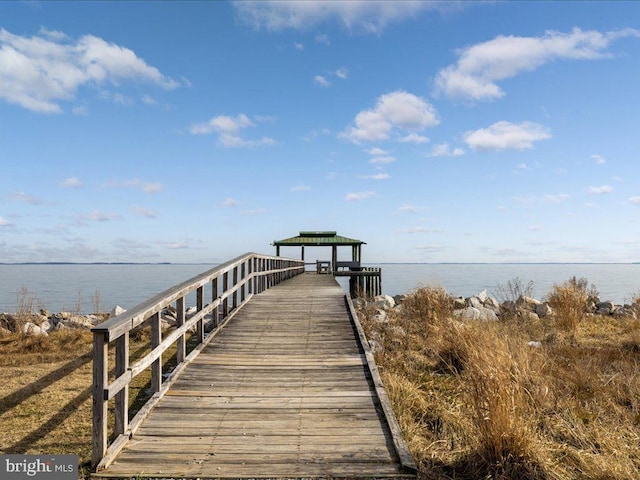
top-left (272, 231), bottom-right (365, 247)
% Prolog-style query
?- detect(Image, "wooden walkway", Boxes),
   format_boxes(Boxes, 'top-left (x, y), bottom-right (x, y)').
top-left (95, 273), bottom-right (415, 479)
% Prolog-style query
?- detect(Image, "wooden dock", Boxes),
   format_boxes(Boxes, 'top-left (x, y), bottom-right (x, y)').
top-left (93, 270), bottom-right (415, 479)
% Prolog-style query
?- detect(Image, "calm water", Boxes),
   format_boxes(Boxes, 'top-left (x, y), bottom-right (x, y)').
top-left (1, 263), bottom-right (639, 313)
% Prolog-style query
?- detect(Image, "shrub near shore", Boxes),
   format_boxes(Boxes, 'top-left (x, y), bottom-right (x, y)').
top-left (358, 278), bottom-right (640, 480)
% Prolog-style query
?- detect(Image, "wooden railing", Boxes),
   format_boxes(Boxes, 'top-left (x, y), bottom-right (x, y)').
top-left (91, 253), bottom-right (304, 468)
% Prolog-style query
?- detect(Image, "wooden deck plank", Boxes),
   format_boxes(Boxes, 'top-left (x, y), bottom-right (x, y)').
top-left (95, 273), bottom-right (415, 479)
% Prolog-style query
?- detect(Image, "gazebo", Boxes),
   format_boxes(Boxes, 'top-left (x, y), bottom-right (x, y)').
top-left (272, 231), bottom-right (381, 297)
top-left (272, 231), bottom-right (365, 271)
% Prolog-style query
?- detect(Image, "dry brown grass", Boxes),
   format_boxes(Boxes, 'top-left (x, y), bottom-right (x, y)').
top-left (0, 325), bottom-right (192, 478)
top-left (360, 281), bottom-right (640, 480)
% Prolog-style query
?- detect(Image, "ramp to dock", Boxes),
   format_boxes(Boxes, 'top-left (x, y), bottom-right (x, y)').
top-left (95, 273), bottom-right (415, 478)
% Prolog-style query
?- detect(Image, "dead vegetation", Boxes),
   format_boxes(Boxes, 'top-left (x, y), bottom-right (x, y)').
top-left (0, 322), bottom-right (192, 478)
top-left (360, 279), bottom-right (640, 479)
top-left (2, 277), bottom-right (639, 479)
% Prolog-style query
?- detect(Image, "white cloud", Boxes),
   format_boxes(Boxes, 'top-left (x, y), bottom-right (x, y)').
top-left (141, 94), bottom-right (157, 105)
top-left (129, 206), bottom-right (157, 218)
top-left (426, 142), bottom-right (465, 157)
top-left (367, 147), bottom-right (388, 156)
top-left (157, 240), bottom-right (190, 250)
top-left (101, 179), bottom-right (164, 193)
top-left (398, 133), bottom-right (429, 144)
top-left (397, 204), bottom-right (425, 214)
top-left (341, 90), bottom-right (439, 144)
top-left (0, 216), bottom-right (14, 227)
top-left (591, 154), bottom-right (607, 165)
top-left (335, 67), bottom-right (348, 79)
top-left (72, 105), bottom-right (88, 115)
top-left (314, 75), bottom-right (331, 87)
top-left (359, 173), bottom-right (390, 180)
top-left (515, 193), bottom-right (569, 205)
top-left (316, 34), bottom-right (330, 45)
top-left (345, 191), bottom-right (374, 202)
top-left (544, 194), bottom-right (569, 203)
top-left (291, 185), bottom-right (311, 191)
top-left (0, 28), bottom-right (178, 113)
top-left (463, 121), bottom-right (551, 151)
top-left (234, 1), bottom-right (445, 34)
top-left (370, 155), bottom-right (396, 165)
top-left (79, 211), bottom-right (122, 222)
top-left (294, 42), bottom-right (304, 51)
top-left (435, 27), bottom-right (640, 101)
top-left (190, 113), bottom-right (278, 148)
top-left (9, 191), bottom-right (44, 205)
top-left (629, 196), bottom-right (640, 205)
top-left (61, 176), bottom-right (83, 188)
top-left (588, 184), bottom-right (614, 194)
top-left (222, 198), bottom-right (239, 207)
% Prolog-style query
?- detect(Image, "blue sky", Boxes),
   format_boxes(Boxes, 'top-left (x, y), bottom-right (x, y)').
top-left (1, 1), bottom-right (640, 264)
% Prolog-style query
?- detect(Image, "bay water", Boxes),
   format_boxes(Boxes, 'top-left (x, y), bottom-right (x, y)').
top-left (1, 263), bottom-right (639, 314)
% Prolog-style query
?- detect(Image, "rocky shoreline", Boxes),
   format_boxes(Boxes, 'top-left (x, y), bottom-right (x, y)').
top-left (0, 304), bottom-right (206, 337)
top-left (355, 289), bottom-right (640, 323)
top-left (2, 287), bottom-right (638, 338)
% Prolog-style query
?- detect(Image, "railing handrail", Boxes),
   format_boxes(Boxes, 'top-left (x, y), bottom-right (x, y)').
top-left (94, 252), bottom-right (289, 339)
top-left (91, 252), bottom-right (304, 469)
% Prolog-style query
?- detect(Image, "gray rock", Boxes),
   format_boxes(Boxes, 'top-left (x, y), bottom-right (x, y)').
top-left (517, 295), bottom-right (542, 311)
top-left (453, 297), bottom-right (466, 310)
top-left (477, 307), bottom-right (499, 322)
top-left (483, 296), bottom-right (501, 311)
top-left (22, 321), bottom-right (48, 336)
top-left (373, 295), bottom-right (395, 310)
top-left (393, 294), bottom-right (407, 305)
top-left (372, 309), bottom-right (388, 324)
top-left (527, 341), bottom-right (542, 348)
top-left (62, 316), bottom-right (93, 329)
top-left (519, 310), bottom-right (540, 322)
top-left (86, 314), bottom-right (105, 326)
top-left (161, 314), bottom-right (177, 327)
top-left (595, 301), bottom-right (616, 316)
top-left (476, 290), bottom-right (488, 303)
top-left (534, 303), bottom-right (553, 318)
top-left (353, 298), bottom-right (367, 310)
top-left (454, 307), bottom-right (481, 321)
top-left (466, 296), bottom-right (483, 310)
top-left (110, 305), bottom-right (126, 318)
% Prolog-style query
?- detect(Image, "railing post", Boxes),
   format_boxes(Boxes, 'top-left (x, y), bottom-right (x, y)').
top-left (232, 266), bottom-right (238, 310)
top-left (212, 277), bottom-right (219, 328)
top-left (223, 271), bottom-right (229, 318)
top-left (248, 257), bottom-right (253, 295)
top-left (114, 332), bottom-right (129, 437)
top-left (241, 261), bottom-right (246, 303)
top-left (92, 331), bottom-right (108, 467)
top-left (197, 286), bottom-right (204, 343)
top-left (150, 313), bottom-right (162, 394)
top-left (176, 297), bottom-right (185, 364)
